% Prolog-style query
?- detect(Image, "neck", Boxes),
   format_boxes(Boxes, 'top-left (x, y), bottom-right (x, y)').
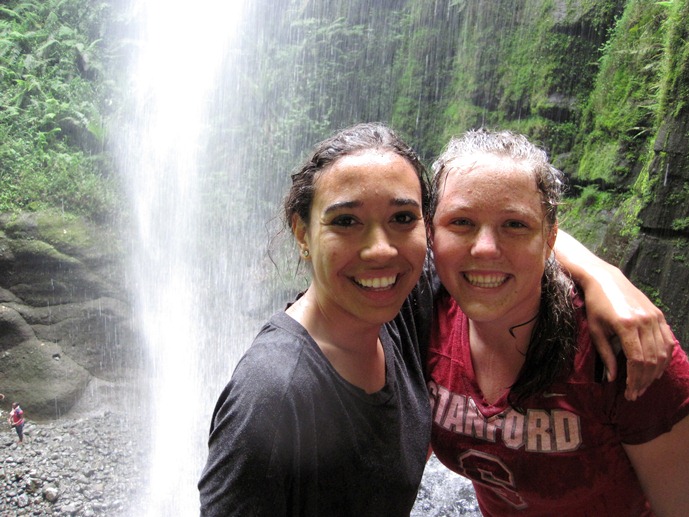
top-left (286, 288), bottom-right (386, 394)
top-left (468, 315), bottom-right (538, 405)
top-left (286, 288), bottom-right (382, 351)
top-left (470, 312), bottom-right (538, 355)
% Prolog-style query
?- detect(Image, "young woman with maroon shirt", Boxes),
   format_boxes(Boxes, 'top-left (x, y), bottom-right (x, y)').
top-left (427, 129), bottom-right (689, 516)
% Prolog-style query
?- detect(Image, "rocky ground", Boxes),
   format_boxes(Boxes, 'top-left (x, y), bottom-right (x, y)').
top-left (1, 412), bottom-right (479, 517)
top-left (0, 378), bottom-right (479, 516)
top-left (412, 458), bottom-right (481, 517)
top-left (0, 411), bottom-right (141, 516)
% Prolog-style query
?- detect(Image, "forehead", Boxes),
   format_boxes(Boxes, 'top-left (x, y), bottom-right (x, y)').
top-left (443, 153), bottom-right (537, 194)
top-left (439, 153), bottom-right (543, 211)
top-left (313, 149), bottom-right (422, 203)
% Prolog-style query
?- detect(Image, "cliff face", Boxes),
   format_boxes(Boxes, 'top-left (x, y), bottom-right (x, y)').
top-left (608, 111), bottom-right (689, 347)
top-left (0, 212), bottom-right (134, 419)
top-left (614, 0), bottom-right (689, 346)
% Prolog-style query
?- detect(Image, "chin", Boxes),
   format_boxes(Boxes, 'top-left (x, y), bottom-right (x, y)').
top-left (457, 301), bottom-right (503, 322)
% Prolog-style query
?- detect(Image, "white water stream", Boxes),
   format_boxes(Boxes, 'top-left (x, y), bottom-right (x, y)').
top-left (118, 1), bottom-right (289, 514)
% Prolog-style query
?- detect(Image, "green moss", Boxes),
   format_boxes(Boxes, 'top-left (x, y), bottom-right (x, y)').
top-left (558, 185), bottom-right (618, 246)
top-left (673, 238), bottom-right (688, 262)
top-left (671, 217), bottom-right (689, 232)
top-left (577, 140), bottom-right (622, 181)
top-left (636, 283), bottom-right (669, 312)
top-left (435, 1), bottom-right (622, 157)
top-left (573, 0), bottom-right (669, 181)
top-left (9, 238), bottom-right (81, 265)
top-left (658, 0), bottom-right (689, 119)
top-left (33, 211), bottom-right (94, 250)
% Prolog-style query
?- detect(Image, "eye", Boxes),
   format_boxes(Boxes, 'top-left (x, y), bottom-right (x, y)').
top-left (505, 220), bottom-right (528, 229)
top-left (329, 215), bottom-right (358, 227)
top-left (450, 218), bottom-right (472, 226)
top-left (392, 211), bottom-right (420, 225)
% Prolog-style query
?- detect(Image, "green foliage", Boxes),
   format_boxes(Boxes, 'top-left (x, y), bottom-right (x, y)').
top-left (672, 238), bottom-right (688, 263)
top-left (672, 217), bottom-right (689, 232)
top-left (608, 154), bottom-right (660, 239)
top-left (658, 0), bottom-right (689, 118)
top-left (0, 0), bottom-right (115, 220)
top-left (574, 0), bottom-right (669, 182)
top-left (666, 183), bottom-right (689, 205)
top-left (577, 139), bottom-right (622, 181)
top-left (434, 0), bottom-right (621, 157)
top-left (2, 0), bottom-right (687, 238)
top-left (635, 282), bottom-right (670, 313)
top-left (388, 1), bottom-right (461, 157)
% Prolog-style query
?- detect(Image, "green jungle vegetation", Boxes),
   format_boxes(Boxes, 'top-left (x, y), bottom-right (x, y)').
top-left (0, 0), bottom-right (114, 220)
top-left (1, 0), bottom-right (687, 245)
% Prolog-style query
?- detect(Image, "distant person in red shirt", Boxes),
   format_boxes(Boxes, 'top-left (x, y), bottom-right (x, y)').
top-left (8, 402), bottom-right (25, 444)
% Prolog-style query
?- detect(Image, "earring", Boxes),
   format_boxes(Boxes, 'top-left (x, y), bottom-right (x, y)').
top-left (301, 249), bottom-right (310, 258)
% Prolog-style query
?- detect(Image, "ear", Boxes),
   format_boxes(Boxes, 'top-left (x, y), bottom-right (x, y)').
top-left (292, 214), bottom-right (309, 251)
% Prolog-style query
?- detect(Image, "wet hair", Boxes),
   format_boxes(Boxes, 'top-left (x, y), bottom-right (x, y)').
top-left (284, 122), bottom-right (429, 228)
top-left (431, 128), bottom-right (578, 411)
top-left (431, 128), bottom-right (562, 226)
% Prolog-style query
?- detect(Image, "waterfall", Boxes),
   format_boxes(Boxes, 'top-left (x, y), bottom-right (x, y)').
top-left (117, 0), bottom-right (292, 514)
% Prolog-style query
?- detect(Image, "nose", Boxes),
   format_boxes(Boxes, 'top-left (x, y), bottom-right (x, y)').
top-left (360, 225), bottom-right (398, 261)
top-left (471, 226), bottom-right (500, 258)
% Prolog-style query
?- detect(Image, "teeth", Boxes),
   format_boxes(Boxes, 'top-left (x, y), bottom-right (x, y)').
top-left (464, 273), bottom-right (507, 288)
top-left (356, 275), bottom-right (397, 289)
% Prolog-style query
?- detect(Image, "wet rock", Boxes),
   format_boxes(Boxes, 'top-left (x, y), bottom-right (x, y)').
top-left (43, 486), bottom-right (59, 503)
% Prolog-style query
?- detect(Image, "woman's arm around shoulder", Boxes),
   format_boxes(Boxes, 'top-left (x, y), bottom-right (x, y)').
top-left (554, 230), bottom-right (675, 400)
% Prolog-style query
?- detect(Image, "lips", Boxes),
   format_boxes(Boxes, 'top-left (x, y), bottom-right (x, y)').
top-left (354, 275), bottom-right (398, 289)
top-left (463, 272), bottom-right (508, 288)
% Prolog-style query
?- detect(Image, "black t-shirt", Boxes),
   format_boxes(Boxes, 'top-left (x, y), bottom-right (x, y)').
top-left (198, 273), bottom-right (433, 516)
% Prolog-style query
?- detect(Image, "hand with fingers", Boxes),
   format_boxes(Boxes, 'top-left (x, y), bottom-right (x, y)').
top-left (554, 230), bottom-right (675, 400)
top-left (584, 271), bottom-right (676, 400)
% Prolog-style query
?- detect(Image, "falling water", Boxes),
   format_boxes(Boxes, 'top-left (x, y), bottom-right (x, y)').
top-left (117, 0), bottom-right (294, 514)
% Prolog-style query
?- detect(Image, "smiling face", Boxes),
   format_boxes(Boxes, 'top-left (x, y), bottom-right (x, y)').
top-left (293, 149), bottom-right (427, 328)
top-left (431, 152), bottom-right (557, 328)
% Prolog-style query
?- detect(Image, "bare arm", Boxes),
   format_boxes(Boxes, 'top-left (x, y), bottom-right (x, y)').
top-left (623, 415), bottom-right (689, 516)
top-left (554, 230), bottom-right (674, 400)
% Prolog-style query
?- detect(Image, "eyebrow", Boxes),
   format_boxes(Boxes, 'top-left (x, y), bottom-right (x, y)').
top-left (440, 205), bottom-right (543, 224)
top-left (323, 198), bottom-right (421, 215)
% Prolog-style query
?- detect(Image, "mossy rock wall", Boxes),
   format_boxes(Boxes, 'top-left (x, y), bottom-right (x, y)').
top-left (0, 211), bottom-right (134, 419)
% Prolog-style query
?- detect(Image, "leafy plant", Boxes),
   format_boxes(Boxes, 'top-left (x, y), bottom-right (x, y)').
top-left (0, 0), bottom-right (115, 220)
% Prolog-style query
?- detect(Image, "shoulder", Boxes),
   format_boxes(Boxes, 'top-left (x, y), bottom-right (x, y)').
top-left (229, 313), bottom-right (317, 398)
top-left (205, 315), bottom-right (315, 455)
top-left (612, 344), bottom-right (689, 443)
top-left (432, 292), bottom-right (466, 340)
top-left (212, 312), bottom-right (334, 421)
